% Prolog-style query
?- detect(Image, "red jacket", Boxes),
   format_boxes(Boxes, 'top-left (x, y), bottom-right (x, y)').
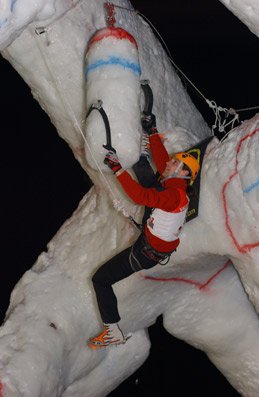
top-left (117, 134), bottom-right (188, 252)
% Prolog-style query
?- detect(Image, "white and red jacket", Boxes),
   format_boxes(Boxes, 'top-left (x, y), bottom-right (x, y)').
top-left (117, 134), bottom-right (189, 253)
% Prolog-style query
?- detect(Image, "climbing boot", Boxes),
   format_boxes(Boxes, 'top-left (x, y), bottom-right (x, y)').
top-left (88, 323), bottom-right (127, 349)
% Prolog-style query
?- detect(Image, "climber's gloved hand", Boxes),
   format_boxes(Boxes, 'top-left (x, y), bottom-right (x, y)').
top-left (104, 149), bottom-right (122, 174)
top-left (141, 113), bottom-right (157, 135)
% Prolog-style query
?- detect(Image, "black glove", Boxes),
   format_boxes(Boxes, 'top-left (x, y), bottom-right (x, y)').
top-left (104, 150), bottom-right (122, 174)
top-left (141, 113), bottom-right (157, 135)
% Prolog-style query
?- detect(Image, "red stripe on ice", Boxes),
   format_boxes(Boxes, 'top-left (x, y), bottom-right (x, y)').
top-left (141, 260), bottom-right (231, 289)
top-left (104, 2), bottom-right (116, 28)
top-left (88, 27), bottom-right (138, 48)
top-left (0, 382), bottom-right (3, 397)
top-left (222, 128), bottom-right (259, 253)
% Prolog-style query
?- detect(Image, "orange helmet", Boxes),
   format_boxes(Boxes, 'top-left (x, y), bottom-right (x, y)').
top-left (174, 152), bottom-right (200, 182)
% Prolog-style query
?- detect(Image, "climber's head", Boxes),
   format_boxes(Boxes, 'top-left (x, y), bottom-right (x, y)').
top-left (174, 152), bottom-right (200, 182)
top-left (162, 152), bottom-right (200, 182)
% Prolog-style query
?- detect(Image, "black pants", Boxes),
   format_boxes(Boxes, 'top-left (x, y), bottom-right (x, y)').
top-left (92, 234), bottom-right (158, 324)
top-left (92, 157), bottom-right (160, 324)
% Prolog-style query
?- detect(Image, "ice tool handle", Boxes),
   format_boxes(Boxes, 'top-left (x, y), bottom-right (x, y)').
top-left (140, 80), bottom-right (157, 134)
top-left (141, 80), bottom-right (154, 117)
top-left (86, 100), bottom-right (116, 152)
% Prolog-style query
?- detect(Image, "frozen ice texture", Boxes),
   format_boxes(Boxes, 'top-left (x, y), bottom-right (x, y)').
top-left (0, 0), bottom-right (259, 396)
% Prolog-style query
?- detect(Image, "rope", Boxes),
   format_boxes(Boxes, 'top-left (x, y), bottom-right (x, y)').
top-left (206, 100), bottom-right (239, 135)
top-left (235, 105), bottom-right (259, 112)
top-left (32, 26), bottom-right (139, 228)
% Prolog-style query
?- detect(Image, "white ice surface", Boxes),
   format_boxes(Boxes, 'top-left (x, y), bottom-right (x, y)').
top-left (0, 0), bottom-right (259, 396)
top-left (219, 0), bottom-right (259, 37)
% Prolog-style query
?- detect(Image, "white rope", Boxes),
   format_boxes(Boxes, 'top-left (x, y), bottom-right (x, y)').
top-left (235, 105), bottom-right (259, 112)
top-left (206, 100), bottom-right (239, 134)
top-left (32, 26), bottom-right (138, 225)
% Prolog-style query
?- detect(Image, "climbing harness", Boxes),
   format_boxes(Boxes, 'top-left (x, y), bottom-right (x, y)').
top-left (141, 236), bottom-right (174, 265)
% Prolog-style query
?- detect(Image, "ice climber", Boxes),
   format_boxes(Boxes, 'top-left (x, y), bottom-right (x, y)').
top-left (88, 115), bottom-right (200, 349)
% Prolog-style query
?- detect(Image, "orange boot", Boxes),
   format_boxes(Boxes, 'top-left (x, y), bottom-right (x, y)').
top-left (88, 323), bottom-right (127, 349)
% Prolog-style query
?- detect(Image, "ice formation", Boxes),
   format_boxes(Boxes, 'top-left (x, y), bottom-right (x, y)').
top-left (0, 0), bottom-right (259, 396)
top-left (219, 0), bottom-right (259, 37)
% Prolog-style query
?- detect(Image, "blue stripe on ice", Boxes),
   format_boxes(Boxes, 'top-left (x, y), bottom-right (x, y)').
top-left (86, 56), bottom-right (141, 76)
top-left (243, 177), bottom-right (259, 193)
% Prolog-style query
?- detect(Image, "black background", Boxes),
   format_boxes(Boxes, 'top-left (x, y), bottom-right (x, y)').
top-left (1, 0), bottom-right (259, 395)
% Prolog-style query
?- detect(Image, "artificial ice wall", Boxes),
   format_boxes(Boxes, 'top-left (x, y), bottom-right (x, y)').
top-left (0, 0), bottom-right (259, 396)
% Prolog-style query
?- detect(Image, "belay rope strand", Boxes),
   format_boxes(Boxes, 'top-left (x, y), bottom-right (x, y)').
top-left (33, 26), bottom-right (142, 230)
